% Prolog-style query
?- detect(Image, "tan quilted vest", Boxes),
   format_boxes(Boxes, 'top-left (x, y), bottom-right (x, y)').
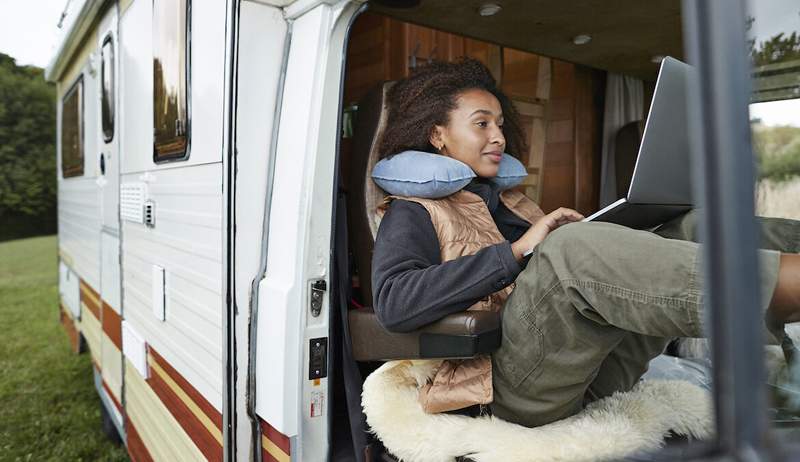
top-left (381, 189), bottom-right (545, 413)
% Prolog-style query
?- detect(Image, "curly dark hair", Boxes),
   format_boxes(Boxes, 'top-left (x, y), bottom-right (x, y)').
top-left (378, 58), bottom-right (526, 159)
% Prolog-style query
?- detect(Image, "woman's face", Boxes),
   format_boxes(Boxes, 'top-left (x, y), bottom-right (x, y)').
top-left (431, 88), bottom-right (506, 178)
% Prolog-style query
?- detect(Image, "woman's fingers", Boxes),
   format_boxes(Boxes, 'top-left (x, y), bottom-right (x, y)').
top-left (548, 207), bottom-right (584, 226)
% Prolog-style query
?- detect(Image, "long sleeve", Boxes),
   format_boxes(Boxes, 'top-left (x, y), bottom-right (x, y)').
top-left (371, 199), bottom-right (522, 333)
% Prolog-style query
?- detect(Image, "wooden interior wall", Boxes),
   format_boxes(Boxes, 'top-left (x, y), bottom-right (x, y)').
top-left (342, 12), bottom-right (604, 214)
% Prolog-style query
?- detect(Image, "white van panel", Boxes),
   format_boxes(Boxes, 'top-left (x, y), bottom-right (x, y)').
top-left (255, 4), bottom-right (332, 437)
top-left (118, 0), bottom-right (152, 174)
top-left (58, 178), bottom-right (101, 290)
top-left (119, 0), bottom-right (226, 175)
top-left (121, 162), bottom-right (224, 410)
top-left (60, 261), bottom-right (82, 319)
top-left (57, 51), bottom-right (102, 290)
top-left (234, 1), bottom-right (288, 457)
top-left (122, 320), bottom-right (149, 379)
top-left (101, 231), bottom-right (121, 309)
top-left (296, 3), bottom-right (358, 460)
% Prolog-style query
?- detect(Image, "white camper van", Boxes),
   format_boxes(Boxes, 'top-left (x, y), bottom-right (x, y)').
top-left (47, 0), bottom-right (800, 460)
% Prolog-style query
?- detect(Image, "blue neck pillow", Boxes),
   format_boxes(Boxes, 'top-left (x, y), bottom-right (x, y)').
top-left (371, 150), bottom-right (527, 199)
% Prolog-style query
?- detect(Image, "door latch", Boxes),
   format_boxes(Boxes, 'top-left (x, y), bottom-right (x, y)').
top-left (310, 280), bottom-right (326, 317)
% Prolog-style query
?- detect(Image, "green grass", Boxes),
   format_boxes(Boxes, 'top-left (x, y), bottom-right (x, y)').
top-left (0, 236), bottom-right (129, 462)
top-left (754, 124), bottom-right (800, 182)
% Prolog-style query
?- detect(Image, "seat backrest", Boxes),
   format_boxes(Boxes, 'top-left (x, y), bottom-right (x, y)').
top-left (615, 120), bottom-right (645, 199)
top-left (346, 82), bottom-right (394, 307)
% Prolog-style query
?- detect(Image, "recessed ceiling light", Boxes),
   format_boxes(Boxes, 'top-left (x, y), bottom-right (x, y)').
top-left (651, 55), bottom-right (666, 63)
top-left (572, 34), bottom-right (592, 45)
top-left (478, 3), bottom-right (502, 17)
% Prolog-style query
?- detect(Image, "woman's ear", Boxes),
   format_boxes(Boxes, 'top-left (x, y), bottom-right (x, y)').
top-left (429, 126), bottom-right (445, 152)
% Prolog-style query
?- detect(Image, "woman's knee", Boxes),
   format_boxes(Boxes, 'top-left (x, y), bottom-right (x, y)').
top-left (535, 221), bottom-right (635, 276)
top-left (537, 222), bottom-right (595, 264)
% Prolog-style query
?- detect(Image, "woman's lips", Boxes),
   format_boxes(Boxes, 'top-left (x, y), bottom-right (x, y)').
top-left (483, 151), bottom-right (502, 162)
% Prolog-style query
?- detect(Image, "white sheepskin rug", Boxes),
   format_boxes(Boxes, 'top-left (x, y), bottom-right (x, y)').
top-left (362, 359), bottom-right (713, 462)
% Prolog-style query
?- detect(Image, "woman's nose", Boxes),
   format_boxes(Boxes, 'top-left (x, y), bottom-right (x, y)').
top-left (490, 125), bottom-right (505, 146)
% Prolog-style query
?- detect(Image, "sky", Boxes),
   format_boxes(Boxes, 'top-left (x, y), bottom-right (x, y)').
top-left (747, 0), bottom-right (800, 127)
top-left (0, 0), bottom-right (70, 69)
top-left (0, 0), bottom-right (796, 126)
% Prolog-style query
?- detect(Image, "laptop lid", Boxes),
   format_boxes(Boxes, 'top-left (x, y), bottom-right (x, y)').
top-left (626, 57), bottom-right (695, 205)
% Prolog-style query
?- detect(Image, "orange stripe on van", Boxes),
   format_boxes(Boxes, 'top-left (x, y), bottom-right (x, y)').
top-left (145, 346), bottom-right (223, 462)
top-left (59, 304), bottom-right (80, 353)
top-left (80, 280), bottom-right (101, 320)
top-left (102, 301), bottom-right (122, 350)
top-left (260, 419), bottom-right (290, 462)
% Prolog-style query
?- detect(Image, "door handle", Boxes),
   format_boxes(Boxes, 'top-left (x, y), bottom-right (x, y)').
top-left (100, 153), bottom-right (106, 175)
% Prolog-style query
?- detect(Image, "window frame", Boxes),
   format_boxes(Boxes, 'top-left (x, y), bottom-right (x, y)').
top-left (61, 75), bottom-right (85, 179)
top-left (101, 33), bottom-right (115, 143)
top-left (152, 0), bottom-right (192, 164)
top-left (681, 0), bottom-right (800, 458)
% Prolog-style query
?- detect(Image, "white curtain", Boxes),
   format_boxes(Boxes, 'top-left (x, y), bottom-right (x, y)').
top-left (599, 74), bottom-right (644, 207)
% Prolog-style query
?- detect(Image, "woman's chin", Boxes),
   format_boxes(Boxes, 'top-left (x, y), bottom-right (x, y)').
top-left (475, 167), bottom-right (499, 179)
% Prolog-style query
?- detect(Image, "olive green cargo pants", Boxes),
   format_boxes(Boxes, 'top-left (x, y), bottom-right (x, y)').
top-left (491, 211), bottom-right (800, 428)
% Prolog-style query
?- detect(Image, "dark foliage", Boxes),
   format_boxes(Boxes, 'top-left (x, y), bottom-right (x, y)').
top-left (752, 32), bottom-right (800, 67)
top-left (0, 53), bottom-right (57, 240)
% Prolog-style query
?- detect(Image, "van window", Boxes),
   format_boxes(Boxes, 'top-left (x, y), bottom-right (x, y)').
top-left (153, 0), bottom-right (189, 162)
top-left (61, 77), bottom-right (84, 178)
top-left (101, 35), bottom-right (115, 143)
top-left (748, 0), bottom-right (800, 220)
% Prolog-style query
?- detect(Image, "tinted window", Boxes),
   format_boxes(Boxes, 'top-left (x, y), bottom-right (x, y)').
top-left (153, 0), bottom-right (189, 162)
top-left (61, 78), bottom-right (83, 178)
top-left (101, 36), bottom-right (115, 143)
top-left (748, 1), bottom-right (800, 220)
top-left (746, 0), bottom-right (800, 427)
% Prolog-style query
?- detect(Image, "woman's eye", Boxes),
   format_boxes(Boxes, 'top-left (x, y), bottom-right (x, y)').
top-left (476, 121), bottom-right (488, 128)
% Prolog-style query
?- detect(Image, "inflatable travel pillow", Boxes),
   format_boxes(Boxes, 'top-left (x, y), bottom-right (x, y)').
top-left (371, 150), bottom-right (527, 199)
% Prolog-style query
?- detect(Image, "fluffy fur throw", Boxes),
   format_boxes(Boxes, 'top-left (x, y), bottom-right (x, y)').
top-left (362, 359), bottom-right (713, 462)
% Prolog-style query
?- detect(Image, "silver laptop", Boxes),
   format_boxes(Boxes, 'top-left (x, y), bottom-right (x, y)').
top-left (584, 57), bottom-right (694, 229)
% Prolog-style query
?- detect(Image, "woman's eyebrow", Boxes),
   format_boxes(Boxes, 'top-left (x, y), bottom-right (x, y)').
top-left (468, 109), bottom-right (501, 117)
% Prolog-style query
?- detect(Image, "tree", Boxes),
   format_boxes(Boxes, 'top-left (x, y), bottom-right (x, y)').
top-left (0, 53), bottom-right (57, 240)
top-left (747, 10), bottom-right (800, 67)
top-left (752, 32), bottom-right (800, 67)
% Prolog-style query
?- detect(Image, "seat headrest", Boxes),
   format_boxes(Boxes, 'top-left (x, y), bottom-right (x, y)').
top-left (346, 82), bottom-right (395, 307)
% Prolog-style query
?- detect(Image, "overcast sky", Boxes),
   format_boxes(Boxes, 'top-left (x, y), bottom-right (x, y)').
top-left (0, 0), bottom-right (795, 126)
top-left (0, 0), bottom-right (67, 69)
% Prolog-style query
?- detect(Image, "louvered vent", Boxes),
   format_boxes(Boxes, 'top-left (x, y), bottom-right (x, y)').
top-left (120, 183), bottom-right (147, 223)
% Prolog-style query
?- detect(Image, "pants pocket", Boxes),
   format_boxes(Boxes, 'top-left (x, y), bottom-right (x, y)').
top-left (493, 302), bottom-right (545, 389)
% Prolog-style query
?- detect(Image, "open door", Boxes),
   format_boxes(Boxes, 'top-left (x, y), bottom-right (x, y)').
top-left (96, 3), bottom-right (124, 439)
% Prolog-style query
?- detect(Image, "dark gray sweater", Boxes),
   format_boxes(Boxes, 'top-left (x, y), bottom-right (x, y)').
top-left (371, 180), bottom-right (532, 332)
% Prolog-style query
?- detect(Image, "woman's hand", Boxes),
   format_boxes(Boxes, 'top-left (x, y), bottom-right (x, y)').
top-left (511, 207), bottom-right (585, 261)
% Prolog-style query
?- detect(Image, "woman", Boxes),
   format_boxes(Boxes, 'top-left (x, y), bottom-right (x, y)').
top-left (371, 58), bottom-right (800, 428)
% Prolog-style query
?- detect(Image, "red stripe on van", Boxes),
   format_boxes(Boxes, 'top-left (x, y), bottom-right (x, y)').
top-left (146, 346), bottom-right (223, 462)
top-left (125, 417), bottom-right (154, 462)
top-left (101, 301), bottom-right (122, 350)
top-left (261, 418), bottom-right (291, 456)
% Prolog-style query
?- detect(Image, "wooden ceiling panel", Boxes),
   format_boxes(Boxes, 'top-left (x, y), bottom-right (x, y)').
top-left (370, 0), bottom-right (683, 81)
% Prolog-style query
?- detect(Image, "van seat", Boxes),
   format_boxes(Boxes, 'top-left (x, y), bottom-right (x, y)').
top-left (346, 82), bottom-right (502, 362)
